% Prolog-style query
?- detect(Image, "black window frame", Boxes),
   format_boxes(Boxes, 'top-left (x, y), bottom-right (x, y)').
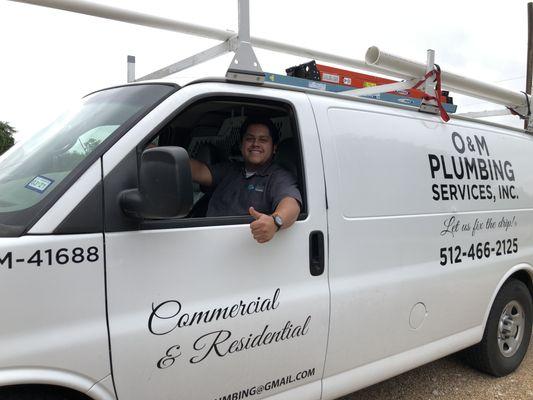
top-left (103, 93), bottom-right (308, 233)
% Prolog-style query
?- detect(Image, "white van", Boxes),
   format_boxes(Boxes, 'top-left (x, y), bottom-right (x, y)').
top-left (0, 74), bottom-right (531, 400)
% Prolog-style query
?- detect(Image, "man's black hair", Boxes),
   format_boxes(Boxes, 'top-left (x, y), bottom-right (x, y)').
top-left (239, 116), bottom-right (280, 144)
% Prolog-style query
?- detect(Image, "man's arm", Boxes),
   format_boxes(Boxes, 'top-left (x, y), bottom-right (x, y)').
top-left (190, 159), bottom-right (213, 187)
top-left (249, 197), bottom-right (301, 244)
top-left (272, 197), bottom-right (300, 228)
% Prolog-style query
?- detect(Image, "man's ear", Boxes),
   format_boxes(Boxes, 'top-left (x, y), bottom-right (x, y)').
top-left (273, 144), bottom-right (278, 154)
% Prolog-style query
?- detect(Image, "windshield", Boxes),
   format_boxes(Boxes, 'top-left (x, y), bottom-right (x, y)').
top-left (0, 84), bottom-right (177, 236)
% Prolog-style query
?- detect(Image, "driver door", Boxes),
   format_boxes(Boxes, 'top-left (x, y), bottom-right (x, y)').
top-left (102, 84), bottom-right (330, 400)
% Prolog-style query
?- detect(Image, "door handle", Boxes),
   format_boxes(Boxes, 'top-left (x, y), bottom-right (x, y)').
top-left (309, 231), bottom-right (325, 276)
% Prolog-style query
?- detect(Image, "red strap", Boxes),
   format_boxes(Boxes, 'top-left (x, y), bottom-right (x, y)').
top-left (508, 91), bottom-right (532, 119)
top-left (508, 107), bottom-right (520, 117)
top-left (412, 68), bottom-right (450, 122)
top-left (507, 106), bottom-right (528, 119)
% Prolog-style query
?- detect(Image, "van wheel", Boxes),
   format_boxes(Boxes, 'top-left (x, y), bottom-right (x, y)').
top-left (462, 279), bottom-right (532, 377)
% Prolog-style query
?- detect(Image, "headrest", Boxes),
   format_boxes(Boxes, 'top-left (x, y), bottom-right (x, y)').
top-left (274, 138), bottom-right (298, 177)
top-left (195, 143), bottom-right (225, 166)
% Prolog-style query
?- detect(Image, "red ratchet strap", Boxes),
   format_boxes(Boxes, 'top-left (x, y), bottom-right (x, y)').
top-left (413, 66), bottom-right (450, 122)
top-left (507, 91), bottom-right (531, 119)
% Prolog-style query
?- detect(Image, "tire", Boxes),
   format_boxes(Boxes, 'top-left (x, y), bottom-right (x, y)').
top-left (462, 279), bottom-right (532, 377)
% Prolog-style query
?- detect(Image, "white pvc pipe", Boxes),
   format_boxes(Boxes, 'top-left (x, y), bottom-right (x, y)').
top-left (10, 0), bottom-right (527, 111)
top-left (9, 0), bottom-right (234, 41)
top-left (9, 0), bottom-right (404, 79)
top-left (366, 46), bottom-right (528, 109)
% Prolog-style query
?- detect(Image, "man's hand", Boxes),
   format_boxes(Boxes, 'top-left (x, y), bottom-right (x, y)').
top-left (249, 207), bottom-right (277, 244)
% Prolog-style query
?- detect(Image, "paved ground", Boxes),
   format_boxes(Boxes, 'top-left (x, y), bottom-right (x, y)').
top-left (340, 336), bottom-right (532, 400)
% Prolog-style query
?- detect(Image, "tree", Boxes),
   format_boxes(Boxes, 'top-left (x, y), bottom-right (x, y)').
top-left (0, 121), bottom-right (16, 155)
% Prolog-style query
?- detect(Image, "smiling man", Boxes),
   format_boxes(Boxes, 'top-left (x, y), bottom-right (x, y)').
top-left (190, 117), bottom-right (302, 243)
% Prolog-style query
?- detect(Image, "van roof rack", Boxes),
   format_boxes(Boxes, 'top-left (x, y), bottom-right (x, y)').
top-left (266, 70), bottom-right (458, 115)
top-left (283, 60), bottom-right (457, 115)
top-left (10, 0), bottom-right (533, 131)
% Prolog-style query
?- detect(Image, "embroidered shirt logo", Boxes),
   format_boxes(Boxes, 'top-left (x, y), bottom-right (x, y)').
top-left (246, 183), bottom-right (265, 192)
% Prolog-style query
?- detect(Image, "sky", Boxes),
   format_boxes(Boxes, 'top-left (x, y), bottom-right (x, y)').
top-left (0, 0), bottom-right (530, 139)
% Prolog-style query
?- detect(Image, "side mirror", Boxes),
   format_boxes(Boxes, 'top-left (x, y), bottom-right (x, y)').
top-left (120, 147), bottom-right (193, 219)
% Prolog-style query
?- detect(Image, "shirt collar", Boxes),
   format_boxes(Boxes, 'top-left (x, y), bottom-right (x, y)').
top-left (241, 159), bottom-right (274, 178)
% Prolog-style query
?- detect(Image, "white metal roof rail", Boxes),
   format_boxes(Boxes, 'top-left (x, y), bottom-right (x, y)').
top-left (9, 0), bottom-right (533, 130)
top-left (225, 0), bottom-right (263, 83)
top-left (365, 47), bottom-right (530, 115)
top-left (456, 109), bottom-right (512, 118)
top-left (129, 0), bottom-right (263, 83)
top-left (339, 49), bottom-right (443, 118)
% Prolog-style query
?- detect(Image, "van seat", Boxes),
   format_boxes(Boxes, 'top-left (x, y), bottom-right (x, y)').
top-left (275, 138), bottom-right (298, 177)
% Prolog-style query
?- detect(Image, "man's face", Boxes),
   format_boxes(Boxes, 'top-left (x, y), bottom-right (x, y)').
top-left (241, 123), bottom-right (276, 169)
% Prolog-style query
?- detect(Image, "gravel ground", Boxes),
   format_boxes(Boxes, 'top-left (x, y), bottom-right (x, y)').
top-left (340, 335), bottom-right (532, 400)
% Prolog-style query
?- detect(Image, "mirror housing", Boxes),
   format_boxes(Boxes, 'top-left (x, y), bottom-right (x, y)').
top-left (120, 147), bottom-right (193, 219)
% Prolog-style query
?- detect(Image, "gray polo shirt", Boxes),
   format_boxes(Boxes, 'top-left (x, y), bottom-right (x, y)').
top-left (206, 161), bottom-right (302, 217)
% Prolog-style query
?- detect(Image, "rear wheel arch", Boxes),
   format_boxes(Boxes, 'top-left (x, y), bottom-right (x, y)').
top-left (509, 269), bottom-right (533, 299)
top-left (465, 270), bottom-right (533, 376)
top-left (482, 264), bottom-right (533, 331)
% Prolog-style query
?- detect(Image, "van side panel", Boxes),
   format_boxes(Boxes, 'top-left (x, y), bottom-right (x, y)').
top-left (309, 96), bottom-right (533, 396)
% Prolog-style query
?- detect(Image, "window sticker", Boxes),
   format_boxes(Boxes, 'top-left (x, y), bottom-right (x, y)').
top-left (308, 81), bottom-right (326, 91)
top-left (25, 176), bottom-right (54, 194)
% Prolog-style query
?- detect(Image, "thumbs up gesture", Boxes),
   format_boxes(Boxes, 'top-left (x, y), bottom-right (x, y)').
top-left (249, 207), bottom-right (277, 243)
